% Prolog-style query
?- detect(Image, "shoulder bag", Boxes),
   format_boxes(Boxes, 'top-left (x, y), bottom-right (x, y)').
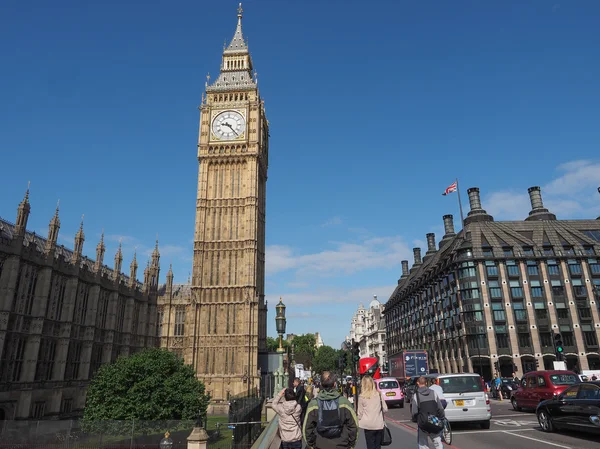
top-left (378, 393), bottom-right (392, 446)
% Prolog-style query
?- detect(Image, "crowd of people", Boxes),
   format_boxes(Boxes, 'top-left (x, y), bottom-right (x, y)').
top-left (272, 372), bottom-right (451, 449)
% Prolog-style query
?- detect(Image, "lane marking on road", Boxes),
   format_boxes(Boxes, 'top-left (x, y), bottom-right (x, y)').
top-left (502, 431), bottom-right (572, 448)
top-left (494, 418), bottom-right (538, 427)
top-left (492, 413), bottom-right (535, 418)
top-left (452, 429), bottom-right (536, 435)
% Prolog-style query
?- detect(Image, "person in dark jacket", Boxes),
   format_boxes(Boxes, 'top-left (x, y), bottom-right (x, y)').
top-left (410, 376), bottom-right (445, 449)
top-left (303, 371), bottom-right (358, 449)
top-left (294, 378), bottom-right (307, 414)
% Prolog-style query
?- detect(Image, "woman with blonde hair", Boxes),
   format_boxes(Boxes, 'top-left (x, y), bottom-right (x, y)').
top-left (357, 376), bottom-right (388, 449)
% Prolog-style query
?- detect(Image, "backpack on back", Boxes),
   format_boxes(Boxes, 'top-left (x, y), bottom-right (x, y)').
top-left (416, 391), bottom-right (443, 434)
top-left (316, 398), bottom-right (343, 438)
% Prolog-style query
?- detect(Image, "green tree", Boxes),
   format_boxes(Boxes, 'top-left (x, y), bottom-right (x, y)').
top-left (311, 346), bottom-right (339, 374)
top-left (83, 348), bottom-right (209, 424)
top-left (266, 336), bottom-right (289, 352)
top-left (292, 334), bottom-right (316, 369)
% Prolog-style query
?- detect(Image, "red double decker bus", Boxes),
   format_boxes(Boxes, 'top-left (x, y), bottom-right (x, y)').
top-left (358, 357), bottom-right (381, 379)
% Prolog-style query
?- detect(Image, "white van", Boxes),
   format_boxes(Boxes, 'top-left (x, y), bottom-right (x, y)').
top-left (428, 373), bottom-right (491, 429)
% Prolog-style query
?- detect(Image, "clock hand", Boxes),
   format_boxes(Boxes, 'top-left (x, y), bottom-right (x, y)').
top-left (224, 122), bottom-right (238, 136)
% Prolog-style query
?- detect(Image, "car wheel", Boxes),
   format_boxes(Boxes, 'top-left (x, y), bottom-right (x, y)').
top-left (480, 420), bottom-right (491, 429)
top-left (537, 410), bottom-right (554, 432)
top-left (511, 397), bottom-right (521, 411)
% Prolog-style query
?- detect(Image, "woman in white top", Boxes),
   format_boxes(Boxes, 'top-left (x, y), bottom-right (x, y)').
top-left (357, 376), bottom-right (388, 449)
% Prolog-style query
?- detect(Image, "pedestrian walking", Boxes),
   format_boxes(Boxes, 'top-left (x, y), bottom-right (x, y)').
top-left (294, 378), bottom-right (308, 422)
top-left (494, 376), bottom-right (503, 401)
top-left (411, 376), bottom-right (445, 449)
top-left (428, 378), bottom-right (447, 409)
top-left (357, 376), bottom-right (388, 449)
top-left (303, 371), bottom-right (358, 449)
top-left (273, 388), bottom-right (303, 449)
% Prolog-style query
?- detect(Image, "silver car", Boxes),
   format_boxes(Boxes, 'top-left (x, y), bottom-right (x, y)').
top-left (428, 373), bottom-right (492, 429)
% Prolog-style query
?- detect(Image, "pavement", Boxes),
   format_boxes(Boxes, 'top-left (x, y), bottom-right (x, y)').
top-left (354, 398), bottom-right (600, 449)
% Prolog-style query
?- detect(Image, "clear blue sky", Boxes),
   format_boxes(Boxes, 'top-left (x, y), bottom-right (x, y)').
top-left (1, 0), bottom-right (600, 348)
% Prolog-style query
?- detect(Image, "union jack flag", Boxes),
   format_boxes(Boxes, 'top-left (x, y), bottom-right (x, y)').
top-left (442, 181), bottom-right (458, 196)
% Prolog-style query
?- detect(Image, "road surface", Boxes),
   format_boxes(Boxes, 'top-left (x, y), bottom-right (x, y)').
top-left (354, 397), bottom-right (600, 449)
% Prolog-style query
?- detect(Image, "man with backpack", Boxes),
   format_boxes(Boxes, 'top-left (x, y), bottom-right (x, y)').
top-left (410, 376), bottom-right (445, 449)
top-left (303, 371), bottom-right (358, 449)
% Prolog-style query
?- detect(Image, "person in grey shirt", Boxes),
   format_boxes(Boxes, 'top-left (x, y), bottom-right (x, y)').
top-left (428, 378), bottom-right (447, 409)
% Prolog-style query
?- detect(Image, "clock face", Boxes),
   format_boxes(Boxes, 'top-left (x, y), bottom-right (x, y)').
top-left (212, 110), bottom-right (246, 140)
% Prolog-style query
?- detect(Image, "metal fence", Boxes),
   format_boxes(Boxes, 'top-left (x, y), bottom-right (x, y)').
top-left (0, 419), bottom-right (195, 449)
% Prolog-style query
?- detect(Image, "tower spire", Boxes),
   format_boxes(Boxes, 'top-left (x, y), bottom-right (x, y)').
top-left (72, 214), bottom-right (85, 264)
top-left (15, 182), bottom-right (31, 236)
top-left (225, 2), bottom-right (247, 52)
top-left (45, 200), bottom-right (61, 253)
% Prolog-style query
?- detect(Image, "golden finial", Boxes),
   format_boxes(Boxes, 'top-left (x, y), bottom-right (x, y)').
top-left (237, 2), bottom-right (243, 19)
top-left (164, 431), bottom-right (171, 439)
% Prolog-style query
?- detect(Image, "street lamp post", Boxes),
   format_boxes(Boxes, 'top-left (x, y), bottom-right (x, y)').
top-left (274, 298), bottom-right (288, 393)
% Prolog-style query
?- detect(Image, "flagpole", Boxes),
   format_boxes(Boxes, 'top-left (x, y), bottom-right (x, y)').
top-left (456, 178), bottom-right (465, 230)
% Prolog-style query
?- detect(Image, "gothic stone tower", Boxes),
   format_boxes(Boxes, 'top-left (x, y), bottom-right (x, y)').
top-left (191, 4), bottom-right (268, 400)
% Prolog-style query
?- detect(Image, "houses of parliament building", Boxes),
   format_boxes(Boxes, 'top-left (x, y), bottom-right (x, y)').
top-left (0, 192), bottom-right (159, 420)
top-left (0, 3), bottom-right (269, 419)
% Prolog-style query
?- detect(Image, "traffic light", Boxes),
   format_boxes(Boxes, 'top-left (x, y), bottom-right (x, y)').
top-left (352, 340), bottom-right (360, 363)
top-left (535, 359), bottom-right (540, 368)
top-left (554, 332), bottom-right (564, 360)
top-left (494, 361), bottom-right (500, 372)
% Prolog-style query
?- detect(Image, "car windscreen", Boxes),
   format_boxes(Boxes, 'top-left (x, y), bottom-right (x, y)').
top-left (549, 374), bottom-right (580, 386)
top-left (378, 381), bottom-right (399, 389)
top-left (440, 376), bottom-right (484, 394)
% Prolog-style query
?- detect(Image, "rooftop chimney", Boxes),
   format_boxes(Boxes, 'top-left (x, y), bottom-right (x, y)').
top-left (525, 186), bottom-right (556, 221)
top-left (401, 260), bottom-right (409, 278)
top-left (464, 187), bottom-right (494, 225)
top-left (439, 215), bottom-right (457, 249)
top-left (443, 215), bottom-right (455, 236)
top-left (412, 247), bottom-right (422, 268)
top-left (423, 233), bottom-right (437, 262)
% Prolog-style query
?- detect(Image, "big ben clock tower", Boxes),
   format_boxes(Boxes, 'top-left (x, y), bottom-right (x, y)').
top-left (191, 3), bottom-right (268, 399)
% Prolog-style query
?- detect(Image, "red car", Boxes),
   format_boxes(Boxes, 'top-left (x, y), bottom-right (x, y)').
top-left (511, 370), bottom-right (580, 411)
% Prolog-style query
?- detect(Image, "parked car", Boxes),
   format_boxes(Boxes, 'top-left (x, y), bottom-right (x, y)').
top-left (427, 373), bottom-right (492, 429)
top-left (536, 381), bottom-right (600, 434)
top-left (375, 377), bottom-right (404, 408)
top-left (511, 370), bottom-right (580, 411)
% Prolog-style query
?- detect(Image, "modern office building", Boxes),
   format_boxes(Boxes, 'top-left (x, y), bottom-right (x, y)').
top-left (385, 186), bottom-right (600, 379)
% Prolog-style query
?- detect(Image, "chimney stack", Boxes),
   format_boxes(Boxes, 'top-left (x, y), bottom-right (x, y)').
top-left (401, 260), bottom-right (409, 278)
top-left (423, 234), bottom-right (437, 262)
top-left (443, 215), bottom-right (455, 236)
top-left (439, 215), bottom-right (457, 249)
top-left (464, 187), bottom-right (494, 225)
top-left (525, 186), bottom-right (556, 221)
top-left (412, 247), bottom-right (422, 267)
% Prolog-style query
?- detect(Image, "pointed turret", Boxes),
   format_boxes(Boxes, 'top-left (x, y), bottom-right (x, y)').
top-left (151, 239), bottom-right (160, 267)
top-left (114, 240), bottom-right (123, 279)
top-left (206, 3), bottom-right (256, 92)
top-left (72, 215), bottom-right (85, 264)
top-left (45, 201), bottom-right (61, 254)
top-left (225, 3), bottom-right (248, 54)
top-left (15, 183), bottom-right (31, 237)
top-left (94, 231), bottom-right (105, 272)
top-left (143, 260), bottom-right (150, 291)
top-left (129, 251), bottom-right (138, 288)
top-left (166, 264), bottom-right (174, 295)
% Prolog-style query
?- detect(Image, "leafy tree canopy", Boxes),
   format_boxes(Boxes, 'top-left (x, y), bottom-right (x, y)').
top-left (292, 334), bottom-right (316, 358)
top-left (311, 346), bottom-right (340, 375)
top-left (84, 348), bottom-right (209, 423)
top-left (266, 336), bottom-right (289, 352)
